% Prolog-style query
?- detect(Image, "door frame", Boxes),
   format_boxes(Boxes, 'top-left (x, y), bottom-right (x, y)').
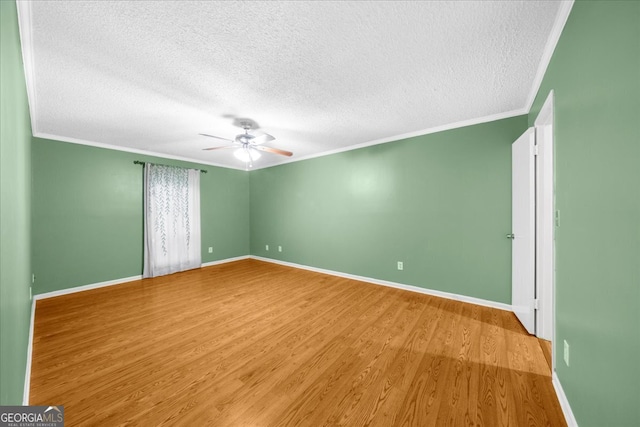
top-left (534, 91), bottom-right (556, 366)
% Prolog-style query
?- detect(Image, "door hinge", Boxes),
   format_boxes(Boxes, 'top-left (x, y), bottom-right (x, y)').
top-left (533, 144), bottom-right (539, 156)
top-left (534, 299), bottom-right (540, 310)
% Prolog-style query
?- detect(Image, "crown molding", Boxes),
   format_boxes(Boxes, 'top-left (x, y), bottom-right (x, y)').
top-left (16, 0), bottom-right (38, 134)
top-left (33, 105), bottom-right (526, 172)
top-left (252, 108), bottom-right (528, 170)
top-left (16, 0), bottom-right (566, 173)
top-left (33, 132), bottom-right (247, 171)
top-left (524, 0), bottom-right (574, 112)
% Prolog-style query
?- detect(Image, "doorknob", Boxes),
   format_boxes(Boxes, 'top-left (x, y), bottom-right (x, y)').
top-left (506, 233), bottom-right (515, 240)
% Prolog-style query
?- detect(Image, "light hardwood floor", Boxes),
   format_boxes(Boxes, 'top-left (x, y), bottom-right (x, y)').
top-left (30, 259), bottom-right (566, 426)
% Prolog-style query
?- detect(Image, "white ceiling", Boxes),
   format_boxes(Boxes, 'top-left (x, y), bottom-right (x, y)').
top-left (18, 1), bottom-right (572, 170)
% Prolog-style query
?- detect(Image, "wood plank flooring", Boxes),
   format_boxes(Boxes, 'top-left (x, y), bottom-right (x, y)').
top-left (30, 259), bottom-right (566, 426)
top-left (538, 338), bottom-right (553, 372)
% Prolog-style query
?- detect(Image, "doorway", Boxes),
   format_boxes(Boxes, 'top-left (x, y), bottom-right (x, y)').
top-left (511, 91), bottom-right (556, 365)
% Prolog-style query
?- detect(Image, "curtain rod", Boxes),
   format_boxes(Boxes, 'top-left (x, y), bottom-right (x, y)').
top-left (133, 160), bottom-right (207, 173)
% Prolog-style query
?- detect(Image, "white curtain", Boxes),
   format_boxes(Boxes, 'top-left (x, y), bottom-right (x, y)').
top-left (143, 164), bottom-right (201, 278)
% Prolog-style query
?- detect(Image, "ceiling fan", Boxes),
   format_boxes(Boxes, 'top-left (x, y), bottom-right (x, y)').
top-left (200, 121), bottom-right (292, 168)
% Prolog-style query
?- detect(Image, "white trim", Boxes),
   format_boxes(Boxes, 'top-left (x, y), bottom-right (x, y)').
top-left (33, 275), bottom-right (143, 300)
top-left (553, 372), bottom-right (579, 427)
top-left (33, 256), bottom-right (251, 300)
top-left (22, 299), bottom-right (36, 405)
top-left (16, 0), bottom-right (243, 173)
top-left (33, 132), bottom-right (246, 171)
top-left (16, 0), bottom-right (38, 134)
top-left (255, 108), bottom-right (527, 170)
top-left (250, 256), bottom-right (513, 312)
top-left (524, 1), bottom-right (574, 111)
top-left (33, 109), bottom-right (526, 172)
top-left (201, 255), bottom-right (250, 268)
top-left (25, 255), bottom-right (573, 424)
top-left (16, 0), bottom-right (570, 174)
top-left (19, 1), bottom-right (529, 176)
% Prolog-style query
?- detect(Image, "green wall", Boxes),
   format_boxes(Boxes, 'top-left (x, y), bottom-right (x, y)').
top-left (528, 1), bottom-right (640, 426)
top-left (32, 138), bottom-right (249, 294)
top-left (250, 116), bottom-right (527, 304)
top-left (0, 0), bottom-right (32, 404)
top-left (12, 2), bottom-right (640, 421)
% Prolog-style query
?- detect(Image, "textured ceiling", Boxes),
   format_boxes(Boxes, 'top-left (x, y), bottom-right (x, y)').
top-left (19, 1), bottom-right (570, 170)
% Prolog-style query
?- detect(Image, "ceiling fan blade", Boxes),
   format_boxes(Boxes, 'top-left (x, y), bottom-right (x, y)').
top-left (251, 132), bottom-right (275, 145)
top-left (199, 133), bottom-right (234, 143)
top-left (202, 145), bottom-right (235, 151)
top-left (254, 145), bottom-right (293, 157)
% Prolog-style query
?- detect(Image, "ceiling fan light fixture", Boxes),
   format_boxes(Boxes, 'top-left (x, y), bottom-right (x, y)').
top-left (200, 119), bottom-right (291, 162)
top-left (233, 147), bottom-right (261, 162)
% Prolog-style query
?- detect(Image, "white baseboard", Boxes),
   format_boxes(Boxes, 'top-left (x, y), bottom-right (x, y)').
top-left (33, 275), bottom-right (144, 300)
top-left (201, 255), bottom-right (250, 268)
top-left (25, 255), bottom-right (572, 421)
top-left (553, 372), bottom-right (579, 427)
top-left (23, 299), bottom-right (35, 405)
top-left (250, 256), bottom-right (513, 312)
top-left (32, 256), bottom-right (252, 301)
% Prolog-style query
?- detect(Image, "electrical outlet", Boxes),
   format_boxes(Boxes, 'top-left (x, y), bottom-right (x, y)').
top-left (265, 244), bottom-right (269, 251)
top-left (397, 261), bottom-right (404, 271)
top-left (278, 246), bottom-right (282, 252)
top-left (208, 247), bottom-right (213, 253)
top-left (563, 340), bottom-right (570, 366)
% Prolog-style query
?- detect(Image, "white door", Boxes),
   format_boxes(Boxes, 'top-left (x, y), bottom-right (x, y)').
top-left (534, 91), bottom-right (555, 343)
top-left (511, 128), bottom-right (536, 334)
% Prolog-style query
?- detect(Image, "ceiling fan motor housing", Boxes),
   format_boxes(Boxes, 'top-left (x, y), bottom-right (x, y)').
top-left (237, 133), bottom-right (255, 144)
